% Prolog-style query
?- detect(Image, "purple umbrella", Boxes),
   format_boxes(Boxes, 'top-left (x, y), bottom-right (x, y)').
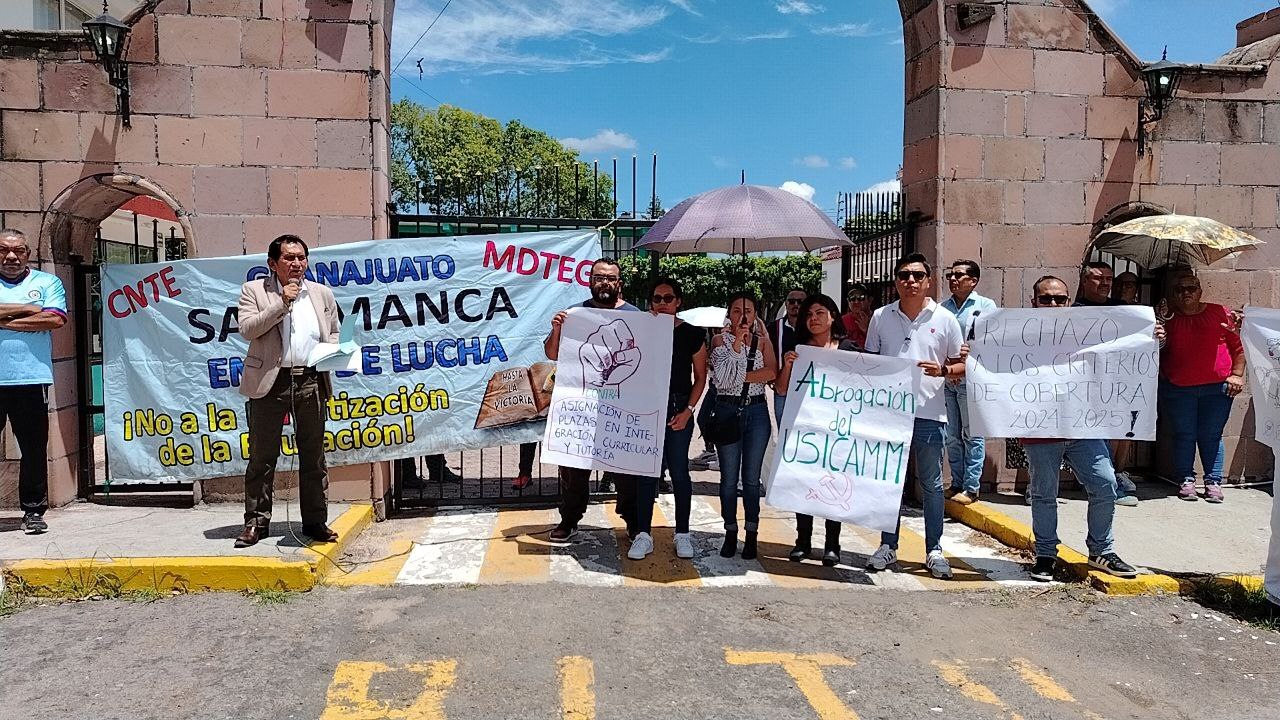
top-left (634, 184), bottom-right (852, 254)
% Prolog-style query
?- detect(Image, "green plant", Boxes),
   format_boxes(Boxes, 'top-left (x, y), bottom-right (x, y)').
top-left (246, 587), bottom-right (295, 606)
top-left (1186, 577), bottom-right (1280, 632)
top-left (619, 253), bottom-right (823, 315)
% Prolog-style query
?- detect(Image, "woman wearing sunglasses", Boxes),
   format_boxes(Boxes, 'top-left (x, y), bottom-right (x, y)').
top-left (709, 292), bottom-right (778, 559)
top-left (641, 278), bottom-right (709, 560)
top-left (776, 294), bottom-right (863, 566)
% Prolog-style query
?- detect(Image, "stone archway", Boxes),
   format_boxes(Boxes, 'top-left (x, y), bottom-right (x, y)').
top-left (35, 172), bottom-right (193, 503)
top-left (40, 173), bottom-right (195, 266)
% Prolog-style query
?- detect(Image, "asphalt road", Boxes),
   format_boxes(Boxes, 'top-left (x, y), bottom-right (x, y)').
top-left (3, 586), bottom-right (1279, 720)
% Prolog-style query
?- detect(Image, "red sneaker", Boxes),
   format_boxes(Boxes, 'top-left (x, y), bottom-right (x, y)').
top-left (511, 474), bottom-right (533, 490)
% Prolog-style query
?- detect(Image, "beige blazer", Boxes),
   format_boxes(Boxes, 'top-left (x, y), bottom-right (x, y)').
top-left (237, 275), bottom-right (340, 400)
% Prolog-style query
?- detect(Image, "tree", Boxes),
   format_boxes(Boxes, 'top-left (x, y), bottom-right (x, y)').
top-left (643, 195), bottom-right (665, 220)
top-left (390, 101), bottom-right (615, 218)
top-left (618, 253), bottom-right (823, 316)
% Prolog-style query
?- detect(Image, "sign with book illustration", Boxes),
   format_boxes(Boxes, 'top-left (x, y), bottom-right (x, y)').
top-left (766, 346), bottom-right (917, 532)
top-left (540, 308), bottom-right (674, 475)
top-left (102, 230), bottom-right (601, 483)
top-left (965, 306), bottom-right (1160, 440)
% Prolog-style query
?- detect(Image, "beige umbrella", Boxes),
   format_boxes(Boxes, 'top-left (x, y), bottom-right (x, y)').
top-left (1092, 214), bottom-right (1264, 268)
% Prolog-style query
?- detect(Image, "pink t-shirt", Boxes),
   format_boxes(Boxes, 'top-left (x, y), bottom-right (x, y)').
top-left (1161, 303), bottom-right (1242, 387)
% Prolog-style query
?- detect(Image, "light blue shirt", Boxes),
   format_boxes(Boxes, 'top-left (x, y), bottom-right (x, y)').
top-left (941, 290), bottom-right (997, 341)
top-left (0, 268), bottom-right (66, 386)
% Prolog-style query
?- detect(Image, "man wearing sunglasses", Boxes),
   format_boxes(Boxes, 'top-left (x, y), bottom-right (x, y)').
top-left (864, 253), bottom-right (965, 580)
top-left (544, 258), bottom-right (642, 545)
top-left (768, 288), bottom-right (808, 427)
top-left (1074, 262), bottom-right (1141, 507)
top-left (1021, 276), bottom-right (1139, 582)
top-left (940, 260), bottom-right (997, 507)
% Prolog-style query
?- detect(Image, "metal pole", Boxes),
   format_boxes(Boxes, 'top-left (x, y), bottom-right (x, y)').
top-left (612, 157), bottom-right (618, 217)
top-left (574, 164), bottom-right (580, 218)
top-left (534, 166), bottom-right (542, 216)
top-left (650, 153), bottom-right (657, 218)
top-left (592, 160), bottom-right (599, 218)
top-left (554, 165), bottom-right (561, 217)
top-left (631, 155), bottom-right (637, 218)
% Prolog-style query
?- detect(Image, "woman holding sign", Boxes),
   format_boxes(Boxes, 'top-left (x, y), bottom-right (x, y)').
top-left (1160, 272), bottom-right (1246, 504)
top-left (647, 278), bottom-right (708, 560)
top-left (776, 294), bottom-right (863, 566)
top-left (708, 293), bottom-right (778, 560)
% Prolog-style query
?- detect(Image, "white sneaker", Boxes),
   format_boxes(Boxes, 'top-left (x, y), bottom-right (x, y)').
top-left (627, 531), bottom-right (654, 560)
top-left (674, 532), bottom-right (695, 559)
top-left (707, 458), bottom-right (720, 471)
top-left (868, 543), bottom-right (896, 571)
top-left (926, 550), bottom-right (953, 579)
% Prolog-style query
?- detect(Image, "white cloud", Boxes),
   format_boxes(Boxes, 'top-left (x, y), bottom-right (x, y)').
top-left (813, 22), bottom-right (877, 37)
top-left (682, 33), bottom-right (721, 44)
top-left (775, 0), bottom-right (823, 15)
top-left (780, 181), bottom-right (817, 203)
top-left (667, 0), bottom-right (700, 15)
top-left (861, 179), bottom-right (901, 194)
top-left (392, 0), bottom-right (671, 75)
top-left (560, 129), bottom-right (638, 154)
top-left (711, 156), bottom-right (731, 168)
top-left (742, 30), bottom-right (791, 41)
top-left (795, 155), bottom-right (829, 168)
top-left (1088, 0), bottom-right (1125, 17)
top-left (839, 157), bottom-right (856, 170)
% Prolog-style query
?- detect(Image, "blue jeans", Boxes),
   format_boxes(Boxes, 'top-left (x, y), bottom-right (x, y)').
top-left (881, 418), bottom-right (946, 553)
top-left (716, 400), bottom-right (771, 532)
top-left (1024, 439), bottom-right (1116, 559)
top-left (663, 396), bottom-right (696, 534)
top-left (773, 393), bottom-right (786, 429)
top-left (1160, 380), bottom-right (1233, 485)
top-left (944, 383), bottom-right (985, 495)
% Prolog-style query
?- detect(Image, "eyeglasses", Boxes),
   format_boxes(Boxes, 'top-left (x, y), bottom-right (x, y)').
top-left (1174, 286), bottom-right (1200, 294)
top-left (651, 294), bottom-right (677, 304)
top-left (896, 270), bottom-right (927, 282)
top-left (590, 274), bottom-right (621, 283)
top-left (945, 272), bottom-right (972, 281)
top-left (1036, 294), bottom-right (1070, 305)
top-left (785, 298), bottom-right (804, 305)
top-left (847, 295), bottom-right (867, 302)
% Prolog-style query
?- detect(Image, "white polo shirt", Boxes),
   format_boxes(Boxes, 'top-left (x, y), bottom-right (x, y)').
top-left (865, 298), bottom-right (963, 422)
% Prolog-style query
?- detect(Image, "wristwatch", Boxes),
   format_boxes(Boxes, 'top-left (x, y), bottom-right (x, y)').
top-left (686, 405), bottom-right (697, 414)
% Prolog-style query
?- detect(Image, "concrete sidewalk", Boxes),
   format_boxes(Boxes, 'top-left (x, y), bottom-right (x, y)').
top-left (1, 502), bottom-right (373, 593)
top-left (985, 477), bottom-right (1273, 576)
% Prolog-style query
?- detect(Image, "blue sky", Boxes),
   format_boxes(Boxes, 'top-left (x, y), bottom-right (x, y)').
top-left (389, 0), bottom-right (1278, 218)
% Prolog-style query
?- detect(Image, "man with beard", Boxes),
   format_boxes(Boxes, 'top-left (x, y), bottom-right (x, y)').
top-left (544, 258), bottom-right (643, 546)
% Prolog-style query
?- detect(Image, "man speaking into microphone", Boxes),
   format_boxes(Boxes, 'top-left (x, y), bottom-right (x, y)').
top-left (234, 234), bottom-right (341, 548)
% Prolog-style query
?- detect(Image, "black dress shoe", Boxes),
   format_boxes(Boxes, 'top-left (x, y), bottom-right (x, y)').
top-left (789, 544), bottom-right (811, 562)
top-left (302, 524), bottom-right (339, 542)
top-left (822, 548), bottom-right (841, 567)
top-left (234, 524), bottom-right (264, 548)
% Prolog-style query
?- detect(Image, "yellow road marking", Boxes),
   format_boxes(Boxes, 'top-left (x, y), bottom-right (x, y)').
top-left (605, 500), bottom-right (702, 587)
top-left (725, 649), bottom-right (859, 720)
top-left (558, 656), bottom-right (595, 720)
top-left (932, 660), bottom-right (1024, 720)
top-left (320, 660), bottom-right (457, 720)
top-left (326, 538), bottom-right (415, 587)
top-left (1010, 657), bottom-right (1077, 703)
top-left (478, 507), bottom-right (556, 584)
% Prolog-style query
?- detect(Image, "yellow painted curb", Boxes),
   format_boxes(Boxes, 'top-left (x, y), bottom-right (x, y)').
top-left (1, 504), bottom-right (375, 595)
top-left (945, 498), bottom-right (1181, 596)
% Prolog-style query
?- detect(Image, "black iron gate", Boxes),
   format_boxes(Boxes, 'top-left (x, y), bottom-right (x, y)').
top-left (387, 213), bottom-right (656, 510)
top-left (835, 190), bottom-right (918, 309)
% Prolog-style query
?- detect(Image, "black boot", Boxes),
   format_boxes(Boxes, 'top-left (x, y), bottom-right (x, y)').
top-left (720, 531), bottom-right (737, 558)
top-left (822, 546), bottom-right (841, 567)
top-left (789, 537), bottom-right (812, 562)
top-left (741, 531), bottom-right (758, 560)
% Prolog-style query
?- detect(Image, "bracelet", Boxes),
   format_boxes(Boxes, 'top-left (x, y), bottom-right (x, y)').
top-left (686, 405), bottom-right (696, 413)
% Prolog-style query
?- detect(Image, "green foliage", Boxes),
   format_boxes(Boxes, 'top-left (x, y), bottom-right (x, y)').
top-left (1187, 577), bottom-right (1280, 632)
top-left (246, 587), bottom-right (295, 606)
top-left (391, 101), bottom-right (614, 217)
top-left (619, 253), bottom-right (823, 315)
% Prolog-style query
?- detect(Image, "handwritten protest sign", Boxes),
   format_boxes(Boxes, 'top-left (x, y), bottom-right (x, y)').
top-left (541, 308), bottom-right (674, 474)
top-left (766, 346), bottom-right (917, 533)
top-left (966, 306), bottom-right (1159, 440)
top-left (102, 230), bottom-right (601, 483)
top-left (1241, 307), bottom-right (1280, 449)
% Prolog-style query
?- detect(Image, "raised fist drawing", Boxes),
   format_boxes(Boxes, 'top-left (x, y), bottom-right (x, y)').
top-left (580, 318), bottom-right (642, 389)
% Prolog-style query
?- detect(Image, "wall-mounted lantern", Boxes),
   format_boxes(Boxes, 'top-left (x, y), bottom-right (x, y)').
top-left (83, 2), bottom-right (132, 127)
top-left (1137, 48), bottom-right (1186, 156)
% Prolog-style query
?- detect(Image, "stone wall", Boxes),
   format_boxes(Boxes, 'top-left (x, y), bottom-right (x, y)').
top-left (900, 0), bottom-right (1280, 489)
top-left (0, 0), bottom-right (396, 507)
